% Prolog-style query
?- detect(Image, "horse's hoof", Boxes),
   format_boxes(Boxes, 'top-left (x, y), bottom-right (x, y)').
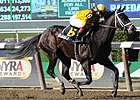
top-left (60, 88), bottom-right (65, 95)
top-left (60, 86), bottom-right (65, 95)
top-left (77, 91), bottom-right (83, 96)
top-left (60, 89), bottom-right (65, 95)
top-left (112, 91), bottom-right (117, 97)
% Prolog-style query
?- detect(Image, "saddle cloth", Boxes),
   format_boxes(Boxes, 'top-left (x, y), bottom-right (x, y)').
top-left (58, 25), bottom-right (79, 43)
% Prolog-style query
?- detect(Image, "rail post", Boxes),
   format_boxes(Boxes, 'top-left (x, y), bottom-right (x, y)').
top-left (34, 50), bottom-right (46, 90)
top-left (16, 31), bottom-right (19, 43)
top-left (121, 48), bottom-right (133, 91)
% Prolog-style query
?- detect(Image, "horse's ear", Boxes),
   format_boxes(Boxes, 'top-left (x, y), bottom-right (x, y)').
top-left (120, 6), bottom-right (126, 12)
top-left (96, 6), bottom-right (99, 12)
top-left (117, 6), bottom-right (122, 12)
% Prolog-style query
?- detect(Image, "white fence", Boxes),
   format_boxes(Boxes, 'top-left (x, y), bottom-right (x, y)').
top-left (0, 19), bottom-right (139, 43)
top-left (0, 28), bottom-right (46, 33)
top-left (0, 27), bottom-right (139, 34)
top-left (111, 41), bottom-right (140, 49)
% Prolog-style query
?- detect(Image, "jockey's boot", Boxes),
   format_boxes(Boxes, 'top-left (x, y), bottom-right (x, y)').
top-left (75, 34), bottom-right (82, 43)
top-left (75, 27), bottom-right (86, 42)
top-left (74, 27), bottom-right (87, 61)
top-left (74, 42), bottom-right (80, 61)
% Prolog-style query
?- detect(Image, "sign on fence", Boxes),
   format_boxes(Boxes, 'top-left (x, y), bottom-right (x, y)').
top-left (58, 59), bottom-right (115, 87)
top-left (69, 60), bottom-right (105, 80)
top-left (0, 44), bottom-right (41, 87)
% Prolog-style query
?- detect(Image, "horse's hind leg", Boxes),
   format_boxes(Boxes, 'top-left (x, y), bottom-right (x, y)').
top-left (57, 50), bottom-right (72, 94)
top-left (60, 58), bottom-right (83, 96)
top-left (40, 48), bottom-right (64, 93)
top-left (73, 61), bottom-right (92, 96)
top-left (57, 51), bottom-right (71, 81)
top-left (57, 50), bottom-right (83, 95)
top-left (65, 60), bottom-right (92, 96)
top-left (47, 56), bottom-right (65, 94)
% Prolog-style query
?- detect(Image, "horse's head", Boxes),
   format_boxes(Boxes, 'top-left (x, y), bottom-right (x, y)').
top-left (114, 7), bottom-right (136, 34)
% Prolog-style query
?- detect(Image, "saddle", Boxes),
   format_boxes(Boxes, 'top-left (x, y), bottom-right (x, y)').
top-left (58, 25), bottom-right (81, 43)
top-left (58, 25), bottom-right (93, 61)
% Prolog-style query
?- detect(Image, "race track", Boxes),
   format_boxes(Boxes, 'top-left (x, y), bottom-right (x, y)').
top-left (0, 88), bottom-right (140, 100)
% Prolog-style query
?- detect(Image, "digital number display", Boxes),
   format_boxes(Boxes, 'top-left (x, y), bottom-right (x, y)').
top-left (12, 0), bottom-right (31, 20)
top-left (0, 0), bottom-right (11, 20)
top-left (0, 0), bottom-right (31, 20)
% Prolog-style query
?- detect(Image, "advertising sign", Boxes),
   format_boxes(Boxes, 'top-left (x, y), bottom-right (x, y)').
top-left (114, 62), bottom-right (140, 78)
top-left (32, 0), bottom-right (57, 20)
top-left (0, 49), bottom-right (40, 87)
top-left (58, 0), bottom-right (90, 18)
top-left (0, 0), bottom-right (139, 20)
top-left (58, 59), bottom-right (115, 87)
top-left (69, 60), bottom-right (104, 80)
top-left (95, 0), bottom-right (140, 18)
top-left (0, 57), bottom-right (32, 79)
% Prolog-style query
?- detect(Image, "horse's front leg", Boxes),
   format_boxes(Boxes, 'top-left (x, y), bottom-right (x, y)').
top-left (69, 79), bottom-right (83, 96)
top-left (78, 61), bottom-right (92, 85)
top-left (70, 61), bottom-right (92, 96)
top-left (99, 58), bottom-right (119, 97)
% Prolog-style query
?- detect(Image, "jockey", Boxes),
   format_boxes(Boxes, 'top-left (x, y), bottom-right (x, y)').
top-left (70, 4), bottom-right (107, 42)
top-left (70, 4), bottom-right (107, 60)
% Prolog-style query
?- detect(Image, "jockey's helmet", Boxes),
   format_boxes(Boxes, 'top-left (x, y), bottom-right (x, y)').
top-left (95, 4), bottom-right (107, 12)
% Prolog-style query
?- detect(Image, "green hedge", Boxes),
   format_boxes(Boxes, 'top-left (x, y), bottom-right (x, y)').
top-left (112, 31), bottom-right (140, 62)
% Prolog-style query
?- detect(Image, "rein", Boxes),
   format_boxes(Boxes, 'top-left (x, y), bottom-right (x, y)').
top-left (99, 24), bottom-right (117, 29)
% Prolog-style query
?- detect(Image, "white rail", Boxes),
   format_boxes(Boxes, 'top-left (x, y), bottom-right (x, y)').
top-left (0, 41), bottom-right (140, 49)
top-left (0, 28), bottom-right (46, 33)
top-left (111, 41), bottom-right (140, 49)
top-left (0, 26), bottom-right (139, 43)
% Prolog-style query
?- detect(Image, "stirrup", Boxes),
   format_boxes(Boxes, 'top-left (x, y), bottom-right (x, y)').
top-left (74, 43), bottom-right (80, 61)
top-left (75, 36), bottom-right (81, 43)
top-left (75, 54), bottom-right (80, 61)
top-left (75, 39), bottom-right (81, 43)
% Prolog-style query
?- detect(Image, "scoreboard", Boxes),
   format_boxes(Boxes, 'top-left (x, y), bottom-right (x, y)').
top-left (0, 0), bottom-right (31, 20)
top-left (0, 0), bottom-right (139, 21)
top-left (95, 0), bottom-right (140, 18)
top-left (0, 0), bottom-right (11, 20)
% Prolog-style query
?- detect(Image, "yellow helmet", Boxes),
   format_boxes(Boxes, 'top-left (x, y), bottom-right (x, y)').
top-left (95, 4), bottom-right (107, 12)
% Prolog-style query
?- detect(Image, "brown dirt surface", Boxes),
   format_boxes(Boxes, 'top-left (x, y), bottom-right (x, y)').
top-left (0, 88), bottom-right (140, 100)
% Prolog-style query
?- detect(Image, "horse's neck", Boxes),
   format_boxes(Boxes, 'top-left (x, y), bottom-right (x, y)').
top-left (93, 15), bottom-right (116, 47)
top-left (104, 16), bottom-right (116, 42)
top-left (101, 15), bottom-right (116, 43)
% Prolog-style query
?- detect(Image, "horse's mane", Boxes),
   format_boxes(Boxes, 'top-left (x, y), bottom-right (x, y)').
top-left (103, 11), bottom-right (115, 20)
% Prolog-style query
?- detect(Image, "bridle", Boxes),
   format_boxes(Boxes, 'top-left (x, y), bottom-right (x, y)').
top-left (115, 10), bottom-right (133, 31)
top-left (100, 10), bottom-right (133, 32)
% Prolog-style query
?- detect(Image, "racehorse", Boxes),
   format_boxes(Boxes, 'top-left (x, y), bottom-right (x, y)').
top-left (11, 7), bottom-right (136, 97)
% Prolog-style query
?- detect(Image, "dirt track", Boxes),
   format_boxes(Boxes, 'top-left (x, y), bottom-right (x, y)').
top-left (0, 88), bottom-right (140, 100)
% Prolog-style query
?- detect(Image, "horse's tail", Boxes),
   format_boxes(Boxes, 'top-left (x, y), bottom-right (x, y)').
top-left (10, 34), bottom-right (42, 59)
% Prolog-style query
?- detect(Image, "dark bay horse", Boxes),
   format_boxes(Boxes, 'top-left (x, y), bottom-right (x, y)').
top-left (12, 8), bottom-right (136, 97)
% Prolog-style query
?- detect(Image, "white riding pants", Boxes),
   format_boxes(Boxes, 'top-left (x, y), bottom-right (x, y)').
top-left (69, 14), bottom-right (83, 28)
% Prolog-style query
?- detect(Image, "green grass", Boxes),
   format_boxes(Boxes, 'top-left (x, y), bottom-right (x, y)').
top-left (0, 33), bottom-right (38, 39)
top-left (138, 50), bottom-right (140, 61)
top-left (39, 50), bottom-right (49, 62)
top-left (137, 86), bottom-right (140, 89)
